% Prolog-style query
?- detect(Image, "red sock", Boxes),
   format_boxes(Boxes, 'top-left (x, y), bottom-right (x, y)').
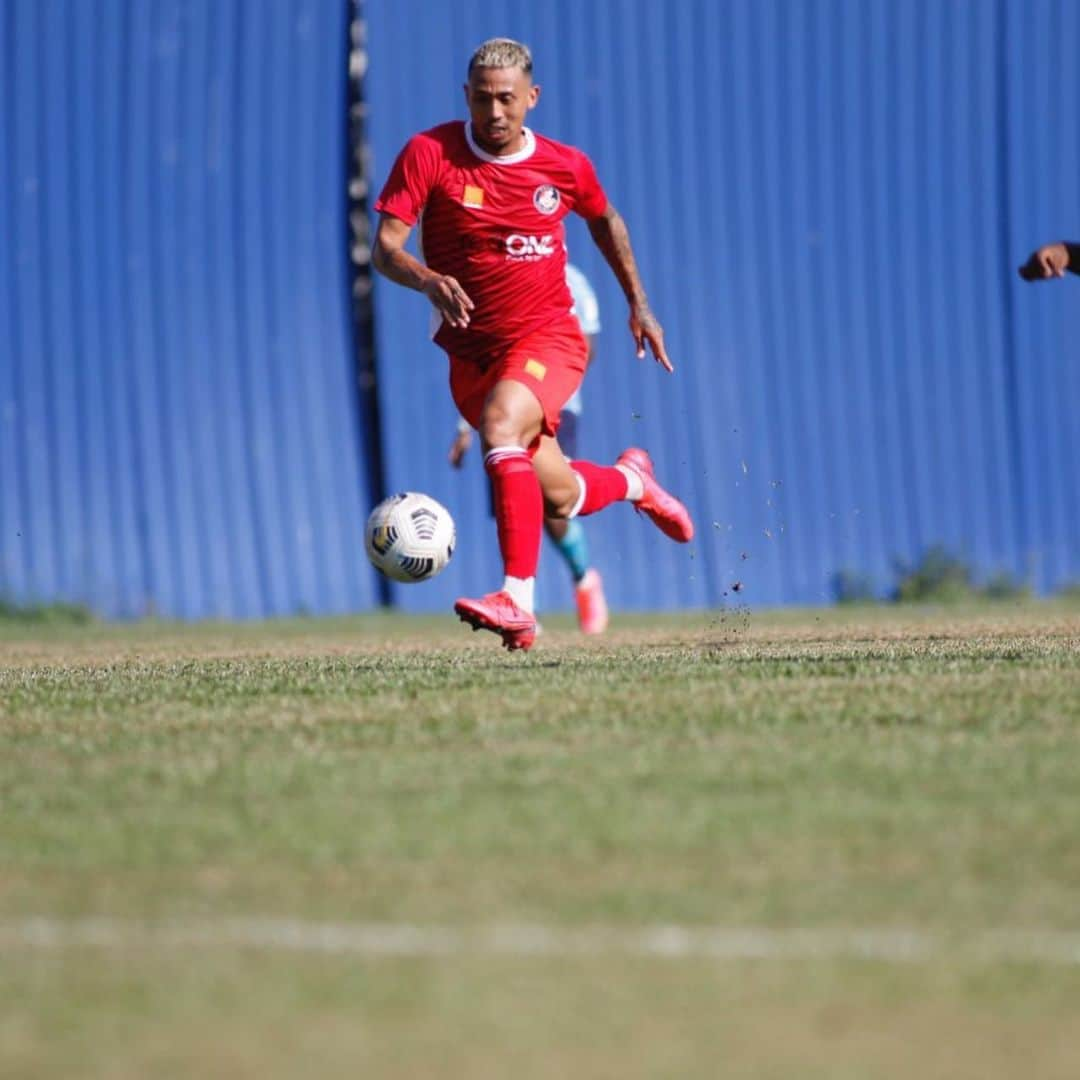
top-left (569, 460), bottom-right (630, 517)
top-left (485, 447), bottom-right (543, 579)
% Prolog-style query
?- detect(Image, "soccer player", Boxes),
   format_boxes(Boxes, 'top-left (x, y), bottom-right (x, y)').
top-left (373, 37), bottom-right (693, 652)
top-left (448, 262), bottom-right (610, 635)
top-left (1018, 242), bottom-right (1080, 280)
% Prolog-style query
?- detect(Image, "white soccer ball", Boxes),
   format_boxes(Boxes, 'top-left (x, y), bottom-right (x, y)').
top-left (364, 492), bottom-right (456, 583)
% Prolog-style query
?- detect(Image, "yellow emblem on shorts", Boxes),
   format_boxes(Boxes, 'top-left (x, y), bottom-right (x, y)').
top-left (463, 184), bottom-right (485, 208)
top-left (525, 358), bottom-right (547, 381)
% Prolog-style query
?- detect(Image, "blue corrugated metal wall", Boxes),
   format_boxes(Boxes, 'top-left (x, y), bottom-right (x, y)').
top-left (0, 0), bottom-right (377, 618)
top-left (3, 1), bottom-right (1077, 620)
top-left (366, 0), bottom-right (1080, 613)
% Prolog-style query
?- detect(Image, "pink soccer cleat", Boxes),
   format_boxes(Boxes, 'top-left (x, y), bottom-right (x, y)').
top-left (616, 448), bottom-right (695, 542)
top-left (575, 569), bottom-right (609, 634)
top-left (454, 590), bottom-right (538, 652)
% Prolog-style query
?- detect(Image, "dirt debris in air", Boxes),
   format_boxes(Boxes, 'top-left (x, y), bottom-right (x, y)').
top-left (706, 598), bottom-right (752, 644)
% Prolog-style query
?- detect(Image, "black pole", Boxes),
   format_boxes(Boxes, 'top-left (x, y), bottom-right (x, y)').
top-left (345, 0), bottom-right (391, 607)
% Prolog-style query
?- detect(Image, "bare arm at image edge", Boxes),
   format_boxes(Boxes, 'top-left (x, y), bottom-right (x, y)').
top-left (1018, 241), bottom-right (1080, 281)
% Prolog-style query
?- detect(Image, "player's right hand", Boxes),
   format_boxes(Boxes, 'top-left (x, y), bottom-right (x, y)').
top-left (448, 429), bottom-right (473, 468)
top-left (424, 274), bottom-right (475, 328)
top-left (1018, 243), bottom-right (1070, 281)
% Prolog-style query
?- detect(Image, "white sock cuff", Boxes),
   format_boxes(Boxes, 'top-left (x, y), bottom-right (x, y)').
top-left (484, 445), bottom-right (529, 467)
top-left (567, 470), bottom-right (587, 519)
top-left (615, 463), bottom-right (644, 502)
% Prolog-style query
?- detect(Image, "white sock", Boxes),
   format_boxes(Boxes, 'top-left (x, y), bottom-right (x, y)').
top-left (615, 464), bottom-right (644, 502)
top-left (567, 472), bottom-right (587, 519)
top-left (503, 575), bottom-right (535, 613)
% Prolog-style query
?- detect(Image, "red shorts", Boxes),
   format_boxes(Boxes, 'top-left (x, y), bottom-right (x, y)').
top-left (448, 314), bottom-right (588, 439)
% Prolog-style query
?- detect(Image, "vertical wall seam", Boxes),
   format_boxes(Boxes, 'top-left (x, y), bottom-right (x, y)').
top-left (350, 0), bottom-right (390, 606)
top-left (995, 0), bottom-right (1028, 570)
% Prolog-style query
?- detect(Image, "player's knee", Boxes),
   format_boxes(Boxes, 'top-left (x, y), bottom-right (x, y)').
top-left (478, 404), bottom-right (524, 449)
top-left (542, 481), bottom-right (579, 519)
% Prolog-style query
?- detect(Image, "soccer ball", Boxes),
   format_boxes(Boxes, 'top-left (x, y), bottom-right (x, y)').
top-left (364, 492), bottom-right (456, 583)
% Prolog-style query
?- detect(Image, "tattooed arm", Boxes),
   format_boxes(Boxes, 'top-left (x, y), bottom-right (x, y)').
top-left (587, 204), bottom-right (674, 372)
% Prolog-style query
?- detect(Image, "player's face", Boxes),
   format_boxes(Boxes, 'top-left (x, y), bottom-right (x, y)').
top-left (463, 66), bottom-right (540, 155)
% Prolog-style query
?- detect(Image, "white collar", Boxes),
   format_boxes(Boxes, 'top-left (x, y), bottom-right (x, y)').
top-left (464, 122), bottom-right (536, 164)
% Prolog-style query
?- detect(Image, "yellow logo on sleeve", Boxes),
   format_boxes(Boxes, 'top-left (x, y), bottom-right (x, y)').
top-left (463, 185), bottom-right (485, 208)
top-left (524, 358), bottom-right (547, 381)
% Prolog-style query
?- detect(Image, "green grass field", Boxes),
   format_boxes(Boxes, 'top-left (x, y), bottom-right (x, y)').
top-left (2, 603), bottom-right (1080, 1078)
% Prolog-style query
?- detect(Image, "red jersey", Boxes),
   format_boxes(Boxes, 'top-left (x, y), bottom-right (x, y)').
top-left (375, 121), bottom-right (608, 360)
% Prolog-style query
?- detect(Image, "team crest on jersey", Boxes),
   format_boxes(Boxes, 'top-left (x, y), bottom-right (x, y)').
top-left (533, 184), bottom-right (560, 214)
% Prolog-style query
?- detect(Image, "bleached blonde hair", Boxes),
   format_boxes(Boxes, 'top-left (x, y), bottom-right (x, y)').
top-left (467, 38), bottom-right (533, 77)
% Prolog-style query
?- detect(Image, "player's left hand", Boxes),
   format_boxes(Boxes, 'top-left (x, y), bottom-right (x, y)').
top-left (630, 302), bottom-right (674, 372)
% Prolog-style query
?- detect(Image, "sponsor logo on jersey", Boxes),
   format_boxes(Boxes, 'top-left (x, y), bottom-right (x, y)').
top-left (462, 184), bottom-right (485, 208)
top-left (533, 184), bottom-right (560, 214)
top-left (524, 358), bottom-right (547, 381)
top-left (505, 233), bottom-right (556, 261)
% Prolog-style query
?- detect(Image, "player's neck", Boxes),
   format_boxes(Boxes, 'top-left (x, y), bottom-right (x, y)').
top-left (484, 134), bottom-right (526, 157)
top-left (466, 122), bottom-right (532, 160)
